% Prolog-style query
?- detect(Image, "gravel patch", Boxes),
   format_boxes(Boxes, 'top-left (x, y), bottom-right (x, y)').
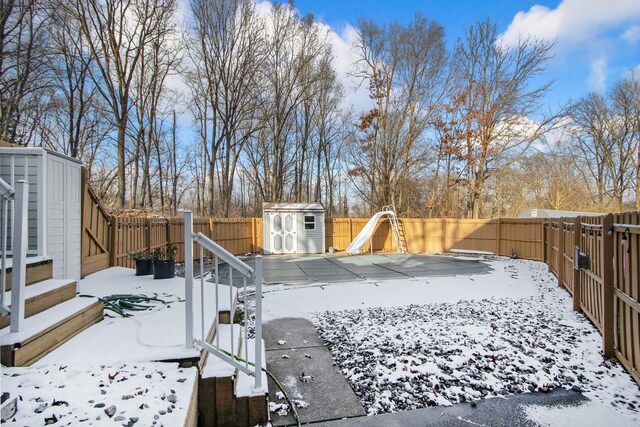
top-left (313, 260), bottom-right (640, 419)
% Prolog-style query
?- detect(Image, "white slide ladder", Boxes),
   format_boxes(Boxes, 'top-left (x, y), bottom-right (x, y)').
top-left (346, 207), bottom-right (404, 254)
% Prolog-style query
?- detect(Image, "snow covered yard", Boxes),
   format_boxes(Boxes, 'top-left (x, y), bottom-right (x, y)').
top-left (37, 267), bottom-right (234, 366)
top-left (2, 267), bottom-right (230, 425)
top-left (2, 362), bottom-right (197, 426)
top-left (260, 256), bottom-right (640, 424)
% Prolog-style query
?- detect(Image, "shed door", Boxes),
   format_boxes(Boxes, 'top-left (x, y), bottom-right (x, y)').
top-left (270, 212), bottom-right (296, 254)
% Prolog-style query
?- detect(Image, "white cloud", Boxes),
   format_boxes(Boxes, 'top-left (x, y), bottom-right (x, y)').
top-left (588, 56), bottom-right (609, 91)
top-left (325, 23), bottom-right (371, 112)
top-left (621, 25), bottom-right (640, 43)
top-left (500, 0), bottom-right (640, 47)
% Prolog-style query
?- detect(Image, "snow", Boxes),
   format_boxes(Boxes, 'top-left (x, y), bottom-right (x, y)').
top-left (1, 296), bottom-right (99, 345)
top-left (235, 338), bottom-right (268, 397)
top-left (260, 257), bottom-right (640, 423)
top-left (260, 260), bottom-right (534, 320)
top-left (2, 255), bottom-right (52, 270)
top-left (202, 324), bottom-right (242, 379)
top-left (1, 362), bottom-right (197, 426)
top-left (5, 278), bottom-right (76, 302)
top-left (449, 249), bottom-right (494, 255)
top-left (36, 267), bottom-right (236, 366)
top-left (524, 401), bottom-right (639, 427)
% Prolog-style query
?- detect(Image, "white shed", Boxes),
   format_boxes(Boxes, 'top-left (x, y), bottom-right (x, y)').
top-left (0, 147), bottom-right (82, 281)
top-left (263, 203), bottom-right (325, 254)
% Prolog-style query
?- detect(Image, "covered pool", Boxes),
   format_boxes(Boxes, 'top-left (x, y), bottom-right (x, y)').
top-left (213, 253), bottom-right (492, 286)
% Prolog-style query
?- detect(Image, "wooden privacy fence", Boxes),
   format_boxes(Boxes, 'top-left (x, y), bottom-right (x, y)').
top-left (80, 168), bottom-right (111, 277)
top-left (545, 213), bottom-right (640, 385)
top-left (108, 217), bottom-right (264, 268)
top-left (325, 217), bottom-right (544, 260)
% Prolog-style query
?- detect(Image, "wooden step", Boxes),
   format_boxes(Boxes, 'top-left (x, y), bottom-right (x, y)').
top-left (234, 338), bottom-right (269, 427)
top-left (3, 256), bottom-right (53, 291)
top-left (199, 324), bottom-right (243, 427)
top-left (0, 296), bottom-right (103, 367)
top-left (0, 279), bottom-right (77, 328)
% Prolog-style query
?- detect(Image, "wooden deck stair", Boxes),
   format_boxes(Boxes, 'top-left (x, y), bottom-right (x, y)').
top-left (197, 295), bottom-right (269, 427)
top-left (0, 258), bottom-right (103, 367)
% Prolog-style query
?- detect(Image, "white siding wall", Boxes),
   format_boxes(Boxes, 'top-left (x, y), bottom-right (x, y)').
top-left (263, 213), bottom-right (271, 254)
top-left (46, 154), bottom-right (81, 281)
top-left (0, 153), bottom-right (41, 254)
top-left (296, 212), bottom-right (324, 254)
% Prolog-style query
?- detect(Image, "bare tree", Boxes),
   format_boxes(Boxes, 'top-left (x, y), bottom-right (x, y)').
top-left (571, 78), bottom-right (638, 209)
top-left (64, 0), bottom-right (177, 208)
top-left (0, 0), bottom-right (51, 144)
top-left (350, 13), bottom-right (447, 214)
top-left (448, 19), bottom-right (556, 218)
top-left (186, 0), bottom-right (265, 216)
top-left (245, 4), bottom-right (331, 203)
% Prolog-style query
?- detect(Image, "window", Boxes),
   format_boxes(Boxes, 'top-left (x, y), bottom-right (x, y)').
top-left (304, 215), bottom-right (315, 230)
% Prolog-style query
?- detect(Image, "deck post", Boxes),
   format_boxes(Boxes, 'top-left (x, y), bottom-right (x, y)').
top-left (601, 213), bottom-right (614, 357)
top-left (10, 180), bottom-right (29, 333)
top-left (573, 216), bottom-right (581, 311)
top-left (558, 217), bottom-right (565, 288)
top-left (182, 210), bottom-right (194, 349)
top-left (253, 255), bottom-right (263, 391)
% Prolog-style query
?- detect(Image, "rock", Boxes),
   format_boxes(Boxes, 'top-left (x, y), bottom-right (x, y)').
top-left (104, 405), bottom-right (117, 418)
top-left (94, 403), bottom-right (105, 408)
top-left (122, 395), bottom-right (134, 400)
top-left (167, 394), bottom-right (177, 404)
top-left (114, 416), bottom-right (126, 421)
top-left (177, 378), bottom-right (186, 383)
top-left (101, 390), bottom-right (107, 395)
top-left (130, 416), bottom-right (139, 423)
top-left (572, 385), bottom-right (582, 393)
top-left (34, 404), bottom-right (47, 413)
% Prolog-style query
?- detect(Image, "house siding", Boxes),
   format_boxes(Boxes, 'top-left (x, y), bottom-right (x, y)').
top-left (0, 153), bottom-right (40, 254)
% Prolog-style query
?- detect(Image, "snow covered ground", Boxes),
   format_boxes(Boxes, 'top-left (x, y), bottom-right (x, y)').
top-left (260, 257), bottom-right (640, 424)
top-left (38, 267), bottom-right (234, 366)
top-left (2, 362), bottom-right (197, 426)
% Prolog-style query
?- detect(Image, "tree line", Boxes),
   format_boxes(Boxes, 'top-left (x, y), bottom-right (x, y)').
top-left (2, 0), bottom-right (639, 218)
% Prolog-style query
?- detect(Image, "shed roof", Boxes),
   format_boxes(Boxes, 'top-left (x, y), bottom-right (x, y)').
top-left (263, 202), bottom-right (324, 212)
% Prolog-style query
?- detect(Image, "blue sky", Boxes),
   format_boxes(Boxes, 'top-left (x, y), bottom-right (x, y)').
top-left (290, 0), bottom-right (640, 111)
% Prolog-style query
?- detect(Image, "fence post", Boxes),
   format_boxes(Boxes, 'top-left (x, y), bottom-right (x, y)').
top-left (251, 217), bottom-right (257, 253)
top-left (441, 218), bottom-right (447, 253)
top-left (10, 180), bottom-right (28, 333)
top-left (495, 218), bottom-right (501, 256)
top-left (558, 217), bottom-right (565, 288)
top-left (145, 218), bottom-right (152, 253)
top-left (601, 213), bottom-right (614, 357)
top-left (253, 255), bottom-right (263, 391)
top-left (182, 210), bottom-right (194, 349)
top-left (542, 219), bottom-right (547, 264)
top-left (573, 216), bottom-right (581, 312)
top-left (110, 215), bottom-right (118, 266)
top-left (348, 218), bottom-right (353, 248)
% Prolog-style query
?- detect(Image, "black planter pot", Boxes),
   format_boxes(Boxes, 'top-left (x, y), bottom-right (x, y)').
top-left (135, 259), bottom-right (153, 276)
top-left (153, 260), bottom-right (175, 279)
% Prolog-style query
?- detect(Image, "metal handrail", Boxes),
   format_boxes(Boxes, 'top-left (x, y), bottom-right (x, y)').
top-left (0, 178), bottom-right (15, 200)
top-left (183, 211), bottom-right (264, 392)
top-left (191, 232), bottom-right (254, 278)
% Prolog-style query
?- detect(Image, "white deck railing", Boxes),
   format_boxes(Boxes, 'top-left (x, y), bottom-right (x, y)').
top-left (182, 210), bottom-right (264, 391)
top-left (0, 177), bottom-right (29, 331)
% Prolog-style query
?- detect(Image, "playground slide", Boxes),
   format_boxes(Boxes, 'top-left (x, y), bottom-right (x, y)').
top-left (346, 210), bottom-right (395, 254)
